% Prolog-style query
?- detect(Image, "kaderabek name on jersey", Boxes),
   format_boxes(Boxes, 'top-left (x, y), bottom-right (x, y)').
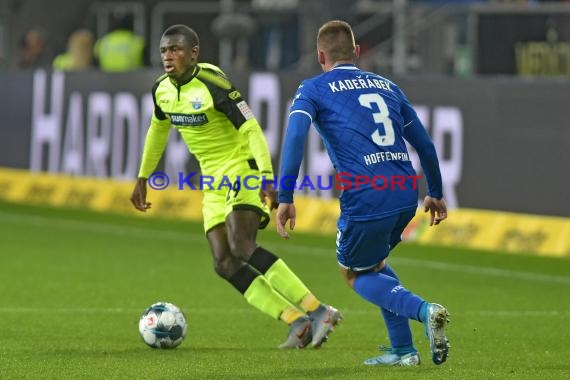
top-left (328, 77), bottom-right (393, 93)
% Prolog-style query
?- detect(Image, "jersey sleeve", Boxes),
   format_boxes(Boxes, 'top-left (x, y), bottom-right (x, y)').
top-left (399, 88), bottom-right (443, 199)
top-left (238, 120), bottom-right (274, 180)
top-left (277, 81), bottom-right (316, 203)
top-left (228, 95), bottom-right (274, 179)
top-left (198, 66), bottom-right (275, 179)
top-left (137, 82), bottom-right (171, 178)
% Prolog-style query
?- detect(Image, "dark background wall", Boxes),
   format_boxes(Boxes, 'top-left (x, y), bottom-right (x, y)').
top-left (0, 69), bottom-right (568, 217)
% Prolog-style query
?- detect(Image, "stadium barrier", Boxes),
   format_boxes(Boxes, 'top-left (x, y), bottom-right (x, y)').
top-left (1, 70), bottom-right (569, 218)
top-left (1, 167), bottom-right (568, 258)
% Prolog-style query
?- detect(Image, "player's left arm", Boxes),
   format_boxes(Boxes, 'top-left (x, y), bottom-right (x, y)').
top-left (399, 89), bottom-right (447, 225)
top-left (399, 91), bottom-right (443, 199)
top-left (238, 120), bottom-right (274, 182)
top-left (275, 82), bottom-right (315, 238)
top-left (239, 119), bottom-right (279, 209)
top-left (205, 74), bottom-right (276, 207)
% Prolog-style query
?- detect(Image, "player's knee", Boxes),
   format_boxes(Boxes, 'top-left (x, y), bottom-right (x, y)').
top-left (227, 234), bottom-right (256, 261)
top-left (339, 267), bottom-right (356, 289)
top-left (372, 259), bottom-right (387, 272)
top-left (213, 255), bottom-right (240, 280)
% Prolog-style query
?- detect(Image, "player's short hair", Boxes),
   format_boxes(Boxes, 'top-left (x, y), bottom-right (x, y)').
top-left (162, 24), bottom-right (199, 48)
top-left (317, 20), bottom-right (356, 62)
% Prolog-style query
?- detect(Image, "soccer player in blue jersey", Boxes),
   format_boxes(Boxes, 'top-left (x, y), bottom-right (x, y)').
top-left (276, 20), bottom-right (450, 366)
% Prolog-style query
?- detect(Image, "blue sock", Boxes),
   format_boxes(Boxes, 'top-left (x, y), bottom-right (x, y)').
top-left (354, 270), bottom-right (425, 321)
top-left (379, 264), bottom-right (400, 280)
top-left (381, 264), bottom-right (429, 323)
top-left (378, 265), bottom-right (414, 352)
top-left (380, 307), bottom-right (414, 352)
top-left (418, 301), bottom-right (428, 323)
top-left (392, 344), bottom-right (416, 356)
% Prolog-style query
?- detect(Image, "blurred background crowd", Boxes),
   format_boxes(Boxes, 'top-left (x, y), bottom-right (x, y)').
top-left (1, 0), bottom-right (570, 77)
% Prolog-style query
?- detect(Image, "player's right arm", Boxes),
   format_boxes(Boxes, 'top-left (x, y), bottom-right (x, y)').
top-left (130, 81), bottom-right (171, 212)
top-left (276, 81), bottom-right (315, 238)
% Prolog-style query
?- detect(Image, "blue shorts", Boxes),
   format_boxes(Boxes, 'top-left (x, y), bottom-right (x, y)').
top-left (336, 209), bottom-right (416, 271)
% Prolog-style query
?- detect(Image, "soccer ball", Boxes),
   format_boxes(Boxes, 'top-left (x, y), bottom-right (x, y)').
top-left (139, 302), bottom-right (187, 348)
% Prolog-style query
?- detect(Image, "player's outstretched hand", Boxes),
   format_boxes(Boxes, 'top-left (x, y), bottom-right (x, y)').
top-left (276, 203), bottom-right (296, 239)
top-left (423, 196), bottom-right (447, 226)
top-left (130, 177), bottom-right (152, 212)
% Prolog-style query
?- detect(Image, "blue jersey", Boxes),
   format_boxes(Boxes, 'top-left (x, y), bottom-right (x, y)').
top-left (278, 64), bottom-right (442, 221)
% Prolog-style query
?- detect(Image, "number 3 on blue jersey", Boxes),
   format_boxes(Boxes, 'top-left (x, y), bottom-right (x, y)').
top-left (358, 93), bottom-right (395, 147)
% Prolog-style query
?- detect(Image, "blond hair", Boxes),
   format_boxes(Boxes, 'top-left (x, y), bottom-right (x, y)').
top-left (317, 20), bottom-right (356, 62)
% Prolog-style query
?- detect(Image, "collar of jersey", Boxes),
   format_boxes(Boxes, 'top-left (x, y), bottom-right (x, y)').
top-left (331, 63), bottom-right (359, 70)
top-left (169, 65), bottom-right (199, 87)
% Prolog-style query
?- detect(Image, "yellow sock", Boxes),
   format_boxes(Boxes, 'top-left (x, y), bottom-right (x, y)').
top-left (243, 276), bottom-right (300, 321)
top-left (265, 259), bottom-right (321, 311)
top-left (299, 293), bottom-right (321, 313)
top-left (280, 307), bottom-right (305, 324)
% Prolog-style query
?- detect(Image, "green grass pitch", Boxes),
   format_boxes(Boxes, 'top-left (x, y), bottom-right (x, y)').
top-left (1, 201), bottom-right (569, 379)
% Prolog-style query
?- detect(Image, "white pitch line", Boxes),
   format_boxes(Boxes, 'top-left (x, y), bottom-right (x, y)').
top-left (0, 306), bottom-right (568, 318)
top-left (0, 307), bottom-right (142, 313)
top-left (388, 257), bottom-right (570, 285)
top-left (475, 310), bottom-right (570, 318)
top-left (261, 244), bottom-right (570, 286)
top-left (1, 211), bottom-right (569, 285)
top-left (0, 211), bottom-right (202, 243)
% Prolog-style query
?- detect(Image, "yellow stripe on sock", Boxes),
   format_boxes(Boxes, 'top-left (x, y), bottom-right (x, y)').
top-left (300, 293), bottom-right (321, 313)
top-left (280, 307), bottom-right (305, 325)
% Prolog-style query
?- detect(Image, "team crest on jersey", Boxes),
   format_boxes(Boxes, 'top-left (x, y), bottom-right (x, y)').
top-left (228, 90), bottom-right (241, 100)
top-left (190, 96), bottom-right (203, 110)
